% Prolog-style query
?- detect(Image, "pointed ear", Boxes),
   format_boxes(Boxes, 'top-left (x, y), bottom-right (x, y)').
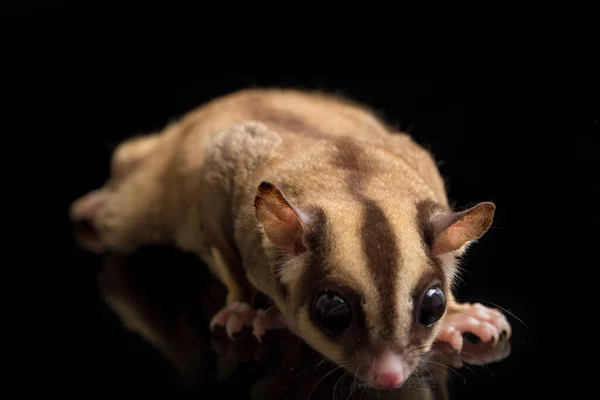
top-left (254, 181), bottom-right (308, 255)
top-left (430, 202), bottom-right (496, 255)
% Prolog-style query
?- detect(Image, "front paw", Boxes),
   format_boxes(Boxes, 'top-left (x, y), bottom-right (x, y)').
top-left (435, 302), bottom-right (512, 352)
top-left (210, 302), bottom-right (288, 341)
top-left (210, 302), bottom-right (257, 339)
top-left (251, 309), bottom-right (288, 342)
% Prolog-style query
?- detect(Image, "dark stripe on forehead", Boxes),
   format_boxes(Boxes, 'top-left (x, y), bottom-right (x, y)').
top-left (359, 197), bottom-right (400, 338)
top-left (408, 200), bottom-right (450, 344)
top-left (273, 205), bottom-right (330, 302)
top-left (411, 200), bottom-right (451, 345)
top-left (415, 199), bottom-right (438, 247)
top-left (296, 206), bottom-right (331, 309)
top-left (332, 137), bottom-right (401, 338)
top-left (415, 199), bottom-right (447, 278)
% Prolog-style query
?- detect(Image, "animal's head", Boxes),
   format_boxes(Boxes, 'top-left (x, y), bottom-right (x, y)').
top-left (254, 181), bottom-right (495, 389)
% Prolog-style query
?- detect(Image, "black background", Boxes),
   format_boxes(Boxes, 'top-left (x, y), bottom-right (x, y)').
top-left (7, 5), bottom-right (598, 399)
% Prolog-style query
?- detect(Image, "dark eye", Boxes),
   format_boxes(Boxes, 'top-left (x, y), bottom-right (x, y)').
top-left (418, 286), bottom-right (446, 327)
top-left (314, 290), bottom-right (353, 335)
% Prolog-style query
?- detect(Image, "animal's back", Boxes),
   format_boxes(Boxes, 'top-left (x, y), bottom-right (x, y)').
top-left (107, 88), bottom-right (448, 248)
top-left (176, 88), bottom-right (394, 143)
top-left (168, 88), bottom-right (446, 201)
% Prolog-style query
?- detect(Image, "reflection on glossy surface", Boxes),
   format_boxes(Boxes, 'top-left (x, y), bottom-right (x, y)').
top-left (95, 247), bottom-right (511, 400)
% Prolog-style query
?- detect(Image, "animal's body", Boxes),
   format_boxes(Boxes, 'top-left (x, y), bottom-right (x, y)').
top-left (70, 88), bottom-right (511, 389)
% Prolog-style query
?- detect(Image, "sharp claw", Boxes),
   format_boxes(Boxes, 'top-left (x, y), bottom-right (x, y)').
top-left (209, 315), bottom-right (223, 331)
top-left (225, 314), bottom-right (242, 339)
top-left (210, 313), bottom-right (222, 329)
top-left (500, 316), bottom-right (512, 340)
top-left (252, 309), bottom-right (267, 343)
top-left (252, 329), bottom-right (263, 343)
top-left (486, 323), bottom-right (500, 345)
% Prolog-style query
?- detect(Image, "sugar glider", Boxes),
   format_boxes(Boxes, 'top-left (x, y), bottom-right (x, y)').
top-left (70, 88), bottom-right (511, 390)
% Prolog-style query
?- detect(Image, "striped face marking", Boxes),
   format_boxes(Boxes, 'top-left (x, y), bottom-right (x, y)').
top-left (254, 136), bottom-right (495, 388)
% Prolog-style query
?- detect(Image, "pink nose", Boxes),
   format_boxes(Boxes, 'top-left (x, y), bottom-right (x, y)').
top-left (374, 371), bottom-right (404, 389)
top-left (367, 350), bottom-right (407, 389)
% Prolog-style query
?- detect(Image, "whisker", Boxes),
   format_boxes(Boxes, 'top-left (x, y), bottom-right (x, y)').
top-left (282, 358), bottom-right (329, 392)
top-left (336, 371), bottom-right (349, 400)
top-left (423, 359), bottom-right (466, 384)
top-left (451, 349), bottom-right (494, 375)
top-left (418, 365), bottom-right (439, 389)
top-left (264, 305), bottom-right (278, 314)
top-left (349, 366), bottom-right (361, 399)
top-left (306, 365), bottom-right (344, 400)
top-left (423, 362), bottom-right (461, 391)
